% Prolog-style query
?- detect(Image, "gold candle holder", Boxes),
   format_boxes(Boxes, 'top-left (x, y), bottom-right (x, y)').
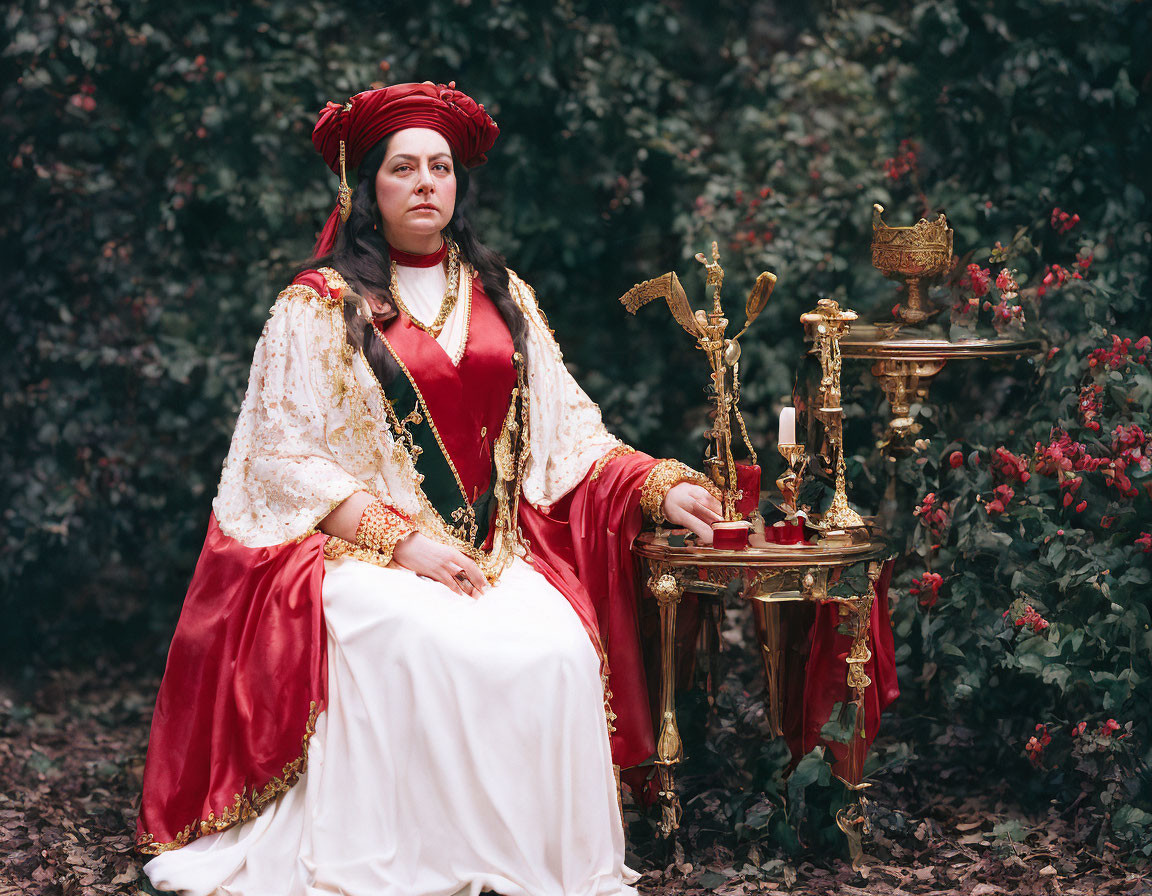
top-left (776, 443), bottom-right (808, 518)
top-left (619, 242), bottom-right (777, 521)
top-left (801, 299), bottom-right (867, 537)
top-left (871, 203), bottom-right (953, 326)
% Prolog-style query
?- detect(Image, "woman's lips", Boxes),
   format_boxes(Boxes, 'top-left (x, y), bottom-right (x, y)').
top-left (410, 204), bottom-right (438, 212)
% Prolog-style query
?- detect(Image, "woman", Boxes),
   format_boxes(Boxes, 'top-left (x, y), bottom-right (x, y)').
top-left (137, 82), bottom-right (723, 896)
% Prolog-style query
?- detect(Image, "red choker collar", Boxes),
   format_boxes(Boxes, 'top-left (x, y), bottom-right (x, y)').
top-left (388, 241), bottom-right (448, 268)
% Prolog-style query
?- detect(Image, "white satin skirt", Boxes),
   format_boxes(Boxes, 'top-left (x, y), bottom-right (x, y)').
top-left (144, 555), bottom-right (640, 896)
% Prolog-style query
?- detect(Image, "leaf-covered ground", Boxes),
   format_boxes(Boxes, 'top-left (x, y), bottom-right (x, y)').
top-left (1, 627), bottom-right (1146, 896)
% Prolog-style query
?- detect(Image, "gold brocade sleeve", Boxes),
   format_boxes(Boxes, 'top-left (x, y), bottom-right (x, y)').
top-left (639, 459), bottom-right (720, 524)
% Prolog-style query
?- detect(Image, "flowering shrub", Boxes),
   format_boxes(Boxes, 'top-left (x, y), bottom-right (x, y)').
top-left (868, 211), bottom-right (1152, 855)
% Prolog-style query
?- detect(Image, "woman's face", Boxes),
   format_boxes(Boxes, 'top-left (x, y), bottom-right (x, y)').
top-left (374, 128), bottom-right (457, 253)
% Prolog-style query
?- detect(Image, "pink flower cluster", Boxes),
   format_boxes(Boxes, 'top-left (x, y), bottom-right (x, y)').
top-left (1026, 724), bottom-right (1052, 766)
top-left (1017, 605), bottom-right (1050, 634)
top-left (954, 263), bottom-right (991, 315)
top-left (1078, 384), bottom-right (1104, 432)
top-left (1137, 532), bottom-right (1152, 553)
top-left (1106, 424), bottom-right (1148, 498)
top-left (959, 263), bottom-right (991, 297)
top-left (720, 186), bottom-right (776, 251)
top-left (1050, 207), bottom-right (1080, 234)
top-left (985, 296), bottom-right (1025, 328)
top-left (1036, 263), bottom-right (1081, 298)
top-left (1072, 719), bottom-right (1124, 738)
top-left (914, 492), bottom-right (950, 538)
top-left (992, 447), bottom-right (1031, 483)
top-left (68, 80), bottom-right (97, 112)
top-left (1034, 429), bottom-right (1107, 477)
top-left (910, 572), bottom-right (944, 608)
top-left (883, 139), bottom-right (919, 181)
top-left (1088, 335), bottom-right (1151, 370)
top-left (986, 484), bottom-right (1015, 516)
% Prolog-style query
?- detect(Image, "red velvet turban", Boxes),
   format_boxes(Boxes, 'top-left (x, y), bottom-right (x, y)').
top-left (311, 81), bottom-right (499, 255)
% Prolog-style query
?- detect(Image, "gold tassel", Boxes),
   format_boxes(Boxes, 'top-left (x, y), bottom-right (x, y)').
top-left (338, 101), bottom-right (353, 222)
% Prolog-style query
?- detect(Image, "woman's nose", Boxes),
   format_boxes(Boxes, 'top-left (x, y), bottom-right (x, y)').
top-left (416, 163), bottom-right (434, 193)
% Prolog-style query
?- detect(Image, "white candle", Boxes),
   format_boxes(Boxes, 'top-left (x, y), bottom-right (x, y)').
top-left (779, 407), bottom-right (796, 445)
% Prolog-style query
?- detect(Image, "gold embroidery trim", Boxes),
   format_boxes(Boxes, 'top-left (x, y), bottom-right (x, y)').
top-left (640, 459), bottom-right (717, 524)
top-left (450, 264), bottom-right (473, 365)
top-left (591, 445), bottom-right (636, 482)
top-left (373, 327), bottom-right (479, 543)
top-left (135, 701), bottom-right (321, 855)
top-left (353, 340), bottom-right (531, 582)
top-left (317, 266), bottom-right (350, 303)
top-left (353, 500), bottom-right (415, 566)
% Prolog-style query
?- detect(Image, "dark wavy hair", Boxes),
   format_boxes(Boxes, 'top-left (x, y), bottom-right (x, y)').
top-left (310, 136), bottom-right (528, 386)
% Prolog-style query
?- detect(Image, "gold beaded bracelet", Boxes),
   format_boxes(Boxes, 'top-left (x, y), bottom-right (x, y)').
top-left (353, 500), bottom-right (416, 566)
top-left (640, 459), bottom-right (721, 524)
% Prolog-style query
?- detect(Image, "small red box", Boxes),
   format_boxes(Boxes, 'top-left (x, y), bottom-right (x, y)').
top-left (770, 520), bottom-right (804, 545)
top-left (712, 520), bottom-right (751, 550)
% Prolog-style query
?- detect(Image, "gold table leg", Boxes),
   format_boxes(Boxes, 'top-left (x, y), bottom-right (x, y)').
top-left (649, 569), bottom-right (685, 837)
top-left (834, 559), bottom-right (882, 867)
top-left (749, 597), bottom-right (784, 737)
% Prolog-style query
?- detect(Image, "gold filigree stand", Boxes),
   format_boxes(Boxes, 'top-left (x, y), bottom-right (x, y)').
top-left (801, 299), bottom-right (867, 536)
top-left (619, 244), bottom-right (776, 520)
top-left (635, 532), bottom-right (890, 864)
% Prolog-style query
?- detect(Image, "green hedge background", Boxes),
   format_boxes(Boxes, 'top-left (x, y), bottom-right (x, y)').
top-left (4, 0), bottom-right (1151, 857)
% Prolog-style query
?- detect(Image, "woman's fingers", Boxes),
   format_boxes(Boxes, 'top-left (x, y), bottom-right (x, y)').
top-left (682, 514), bottom-right (714, 544)
top-left (456, 556), bottom-right (489, 597)
top-left (691, 484), bottom-right (724, 516)
top-left (690, 497), bottom-right (724, 524)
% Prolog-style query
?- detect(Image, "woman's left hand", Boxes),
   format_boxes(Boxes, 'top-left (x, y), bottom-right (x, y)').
top-left (662, 482), bottom-right (723, 544)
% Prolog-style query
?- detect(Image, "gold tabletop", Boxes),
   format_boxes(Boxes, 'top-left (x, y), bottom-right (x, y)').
top-left (633, 528), bottom-right (890, 569)
top-left (838, 324), bottom-right (1045, 361)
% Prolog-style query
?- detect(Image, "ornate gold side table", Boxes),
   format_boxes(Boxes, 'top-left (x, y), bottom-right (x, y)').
top-left (634, 529), bottom-right (892, 858)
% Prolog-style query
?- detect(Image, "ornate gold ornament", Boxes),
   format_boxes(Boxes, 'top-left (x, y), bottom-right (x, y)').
top-left (337, 101), bottom-right (353, 222)
top-left (801, 299), bottom-right (868, 536)
top-left (619, 242), bottom-right (776, 521)
top-left (389, 238), bottom-right (463, 339)
top-left (775, 442), bottom-right (809, 520)
top-left (870, 203), bottom-right (953, 325)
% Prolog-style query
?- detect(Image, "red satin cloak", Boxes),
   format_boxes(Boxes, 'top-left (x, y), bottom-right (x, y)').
top-left (136, 518), bottom-right (328, 853)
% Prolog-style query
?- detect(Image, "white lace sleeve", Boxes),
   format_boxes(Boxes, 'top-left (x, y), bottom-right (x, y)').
top-left (213, 284), bottom-right (386, 546)
top-left (508, 271), bottom-right (625, 509)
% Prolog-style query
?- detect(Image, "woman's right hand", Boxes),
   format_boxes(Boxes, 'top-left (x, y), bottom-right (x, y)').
top-left (392, 532), bottom-right (489, 599)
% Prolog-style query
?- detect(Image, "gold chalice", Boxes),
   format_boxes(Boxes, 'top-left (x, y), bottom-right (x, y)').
top-left (871, 203), bottom-right (953, 325)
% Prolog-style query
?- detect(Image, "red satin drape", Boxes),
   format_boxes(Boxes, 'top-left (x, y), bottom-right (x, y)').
top-left (783, 559), bottom-right (898, 777)
top-left (136, 515), bottom-right (328, 852)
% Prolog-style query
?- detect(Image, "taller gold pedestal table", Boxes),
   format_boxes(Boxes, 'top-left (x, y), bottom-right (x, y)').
top-left (634, 529), bottom-right (892, 860)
